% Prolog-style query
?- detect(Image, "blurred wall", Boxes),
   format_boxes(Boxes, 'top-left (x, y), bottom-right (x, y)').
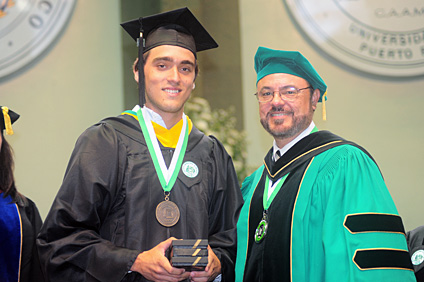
top-left (240, 0), bottom-right (424, 231)
top-left (1, 1), bottom-right (124, 219)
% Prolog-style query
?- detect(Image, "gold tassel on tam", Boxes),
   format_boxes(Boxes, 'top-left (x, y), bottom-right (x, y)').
top-left (1, 106), bottom-right (14, 135)
top-left (322, 92), bottom-right (327, 121)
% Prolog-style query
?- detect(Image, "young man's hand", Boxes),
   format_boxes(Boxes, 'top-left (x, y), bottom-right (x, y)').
top-left (130, 237), bottom-right (190, 282)
top-left (189, 245), bottom-right (221, 282)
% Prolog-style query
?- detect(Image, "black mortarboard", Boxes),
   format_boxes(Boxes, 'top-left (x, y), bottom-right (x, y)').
top-left (121, 7), bottom-right (218, 107)
top-left (1, 106), bottom-right (20, 135)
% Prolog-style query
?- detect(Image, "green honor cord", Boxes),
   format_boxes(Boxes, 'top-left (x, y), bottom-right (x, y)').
top-left (256, 126), bottom-right (315, 243)
top-left (263, 174), bottom-right (289, 210)
top-left (255, 173), bottom-right (289, 243)
top-left (136, 108), bottom-right (189, 192)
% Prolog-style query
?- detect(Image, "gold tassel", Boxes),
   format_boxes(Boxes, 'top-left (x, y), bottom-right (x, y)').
top-left (2, 106), bottom-right (14, 135)
top-left (322, 92), bottom-right (327, 121)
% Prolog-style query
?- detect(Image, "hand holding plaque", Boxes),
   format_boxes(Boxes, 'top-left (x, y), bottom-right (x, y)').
top-left (169, 239), bottom-right (209, 271)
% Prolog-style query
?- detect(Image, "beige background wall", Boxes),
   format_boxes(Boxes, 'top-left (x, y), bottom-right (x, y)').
top-left (1, 0), bottom-right (423, 232)
top-left (1, 1), bottom-right (124, 218)
top-left (240, 0), bottom-right (424, 231)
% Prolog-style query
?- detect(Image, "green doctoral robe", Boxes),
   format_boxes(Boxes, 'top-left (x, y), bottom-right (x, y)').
top-left (236, 131), bottom-right (415, 282)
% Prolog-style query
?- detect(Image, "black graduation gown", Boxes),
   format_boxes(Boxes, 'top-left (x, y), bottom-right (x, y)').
top-left (18, 197), bottom-right (44, 282)
top-left (0, 194), bottom-right (44, 282)
top-left (37, 114), bottom-right (243, 282)
top-left (407, 225), bottom-right (424, 282)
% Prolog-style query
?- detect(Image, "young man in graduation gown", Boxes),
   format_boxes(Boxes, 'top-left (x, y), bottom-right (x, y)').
top-left (234, 47), bottom-right (416, 282)
top-left (37, 8), bottom-right (243, 282)
top-left (1, 106), bottom-right (44, 282)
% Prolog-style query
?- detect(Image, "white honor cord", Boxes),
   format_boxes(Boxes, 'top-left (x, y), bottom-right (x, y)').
top-left (141, 107), bottom-right (187, 184)
top-left (267, 178), bottom-right (283, 200)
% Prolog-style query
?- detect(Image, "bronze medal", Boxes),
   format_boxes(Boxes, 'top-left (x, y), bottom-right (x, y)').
top-left (136, 109), bottom-right (188, 228)
top-left (156, 200), bottom-right (180, 227)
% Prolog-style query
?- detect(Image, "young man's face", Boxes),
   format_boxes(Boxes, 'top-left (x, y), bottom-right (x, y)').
top-left (257, 73), bottom-right (320, 144)
top-left (136, 45), bottom-right (196, 122)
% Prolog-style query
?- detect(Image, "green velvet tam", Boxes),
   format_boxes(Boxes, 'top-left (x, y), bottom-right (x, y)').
top-left (254, 46), bottom-right (327, 102)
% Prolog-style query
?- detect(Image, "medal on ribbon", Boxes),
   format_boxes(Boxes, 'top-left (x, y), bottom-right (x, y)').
top-left (137, 107), bottom-right (189, 227)
top-left (255, 210), bottom-right (268, 243)
top-left (156, 191), bottom-right (181, 227)
top-left (254, 174), bottom-right (288, 243)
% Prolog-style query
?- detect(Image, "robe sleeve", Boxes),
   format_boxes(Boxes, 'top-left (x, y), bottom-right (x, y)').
top-left (207, 136), bottom-right (244, 282)
top-left (37, 123), bottom-right (140, 282)
top-left (19, 197), bottom-right (45, 282)
top-left (295, 144), bottom-right (416, 281)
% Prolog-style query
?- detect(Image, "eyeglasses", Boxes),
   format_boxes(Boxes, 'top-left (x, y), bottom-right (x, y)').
top-left (254, 86), bottom-right (312, 103)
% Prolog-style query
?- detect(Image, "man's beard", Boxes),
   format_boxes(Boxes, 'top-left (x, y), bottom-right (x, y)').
top-left (260, 107), bottom-right (311, 140)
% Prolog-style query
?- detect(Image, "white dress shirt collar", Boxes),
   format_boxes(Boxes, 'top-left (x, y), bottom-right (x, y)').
top-left (273, 121), bottom-right (316, 161)
top-left (132, 105), bottom-right (170, 129)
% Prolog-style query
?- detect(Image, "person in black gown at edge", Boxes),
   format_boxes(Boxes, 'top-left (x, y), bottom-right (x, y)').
top-left (407, 225), bottom-right (424, 282)
top-left (0, 106), bottom-right (44, 282)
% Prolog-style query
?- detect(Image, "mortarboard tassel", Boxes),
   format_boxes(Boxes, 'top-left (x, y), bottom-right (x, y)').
top-left (2, 106), bottom-right (14, 135)
top-left (322, 91), bottom-right (327, 121)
